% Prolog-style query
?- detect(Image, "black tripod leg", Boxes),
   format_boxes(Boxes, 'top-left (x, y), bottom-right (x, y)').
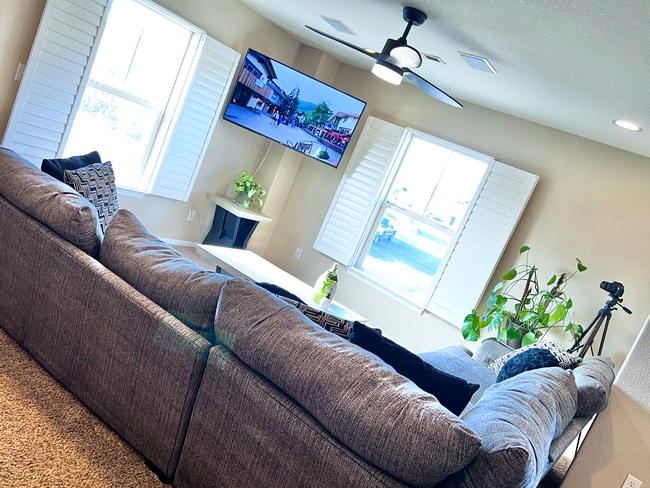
top-left (578, 314), bottom-right (607, 359)
top-left (597, 313), bottom-right (612, 356)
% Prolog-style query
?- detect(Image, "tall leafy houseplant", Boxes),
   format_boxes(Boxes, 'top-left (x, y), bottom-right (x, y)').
top-left (232, 171), bottom-right (266, 211)
top-left (462, 246), bottom-right (587, 347)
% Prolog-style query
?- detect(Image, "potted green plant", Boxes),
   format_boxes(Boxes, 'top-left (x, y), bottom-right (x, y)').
top-left (316, 149), bottom-right (330, 160)
top-left (232, 171), bottom-right (266, 211)
top-left (462, 246), bottom-right (587, 348)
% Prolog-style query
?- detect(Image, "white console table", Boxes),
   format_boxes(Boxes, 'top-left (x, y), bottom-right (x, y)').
top-left (196, 244), bottom-right (366, 323)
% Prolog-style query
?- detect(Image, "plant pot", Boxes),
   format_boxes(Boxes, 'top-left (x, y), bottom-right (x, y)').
top-left (505, 321), bottom-right (529, 349)
top-left (234, 193), bottom-right (249, 207)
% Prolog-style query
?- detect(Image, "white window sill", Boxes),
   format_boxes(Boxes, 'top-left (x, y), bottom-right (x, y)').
top-left (117, 186), bottom-right (147, 200)
top-left (346, 267), bottom-right (426, 315)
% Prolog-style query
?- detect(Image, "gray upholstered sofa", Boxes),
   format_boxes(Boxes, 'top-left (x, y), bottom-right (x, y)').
top-left (0, 146), bottom-right (615, 488)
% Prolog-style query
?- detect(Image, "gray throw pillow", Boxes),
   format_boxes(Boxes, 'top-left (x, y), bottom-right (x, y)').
top-left (438, 367), bottom-right (577, 488)
top-left (64, 162), bottom-right (119, 232)
top-left (100, 209), bottom-right (230, 344)
top-left (574, 356), bottom-right (615, 416)
top-left (214, 278), bottom-right (482, 487)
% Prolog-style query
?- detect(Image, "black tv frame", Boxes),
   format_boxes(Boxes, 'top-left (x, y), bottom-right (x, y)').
top-left (222, 48), bottom-right (367, 169)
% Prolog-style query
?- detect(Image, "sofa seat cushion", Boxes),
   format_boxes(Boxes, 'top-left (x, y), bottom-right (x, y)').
top-left (573, 356), bottom-right (615, 416)
top-left (438, 367), bottom-right (577, 488)
top-left (64, 162), bottom-right (119, 232)
top-left (0, 147), bottom-right (102, 257)
top-left (213, 279), bottom-right (482, 487)
top-left (351, 323), bottom-right (479, 416)
top-left (41, 151), bottom-right (101, 182)
top-left (100, 209), bottom-right (229, 343)
top-left (418, 345), bottom-right (497, 404)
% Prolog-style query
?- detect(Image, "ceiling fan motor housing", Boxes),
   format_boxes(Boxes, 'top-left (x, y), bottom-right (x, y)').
top-left (403, 7), bottom-right (427, 27)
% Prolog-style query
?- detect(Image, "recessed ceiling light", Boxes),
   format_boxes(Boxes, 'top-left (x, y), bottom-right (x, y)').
top-left (320, 16), bottom-right (357, 36)
top-left (613, 119), bottom-right (643, 132)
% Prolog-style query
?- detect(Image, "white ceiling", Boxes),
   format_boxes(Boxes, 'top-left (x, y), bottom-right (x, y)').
top-left (240, 0), bottom-right (650, 159)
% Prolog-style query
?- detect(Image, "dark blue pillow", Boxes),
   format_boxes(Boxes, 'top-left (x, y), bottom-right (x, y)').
top-left (496, 348), bottom-right (560, 383)
top-left (41, 151), bottom-right (102, 182)
top-left (349, 322), bottom-right (479, 415)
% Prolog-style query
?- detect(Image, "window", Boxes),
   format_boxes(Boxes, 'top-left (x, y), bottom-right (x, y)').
top-left (314, 116), bottom-right (538, 326)
top-left (3, 0), bottom-right (240, 201)
top-left (356, 132), bottom-right (490, 304)
top-left (64, 0), bottom-right (196, 192)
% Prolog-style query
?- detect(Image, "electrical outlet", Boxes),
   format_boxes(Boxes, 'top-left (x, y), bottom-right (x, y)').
top-left (187, 207), bottom-right (197, 221)
top-left (14, 63), bottom-right (25, 82)
top-left (622, 474), bottom-right (642, 488)
top-left (294, 248), bottom-right (302, 259)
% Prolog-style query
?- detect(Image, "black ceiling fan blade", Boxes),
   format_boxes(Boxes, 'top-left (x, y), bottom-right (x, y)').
top-left (403, 68), bottom-right (463, 108)
top-left (305, 26), bottom-right (381, 60)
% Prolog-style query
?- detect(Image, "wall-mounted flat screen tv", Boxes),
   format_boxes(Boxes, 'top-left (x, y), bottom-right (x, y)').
top-left (223, 49), bottom-right (367, 168)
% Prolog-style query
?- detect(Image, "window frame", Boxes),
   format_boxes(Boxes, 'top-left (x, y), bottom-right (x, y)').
top-left (64, 0), bottom-right (205, 194)
top-left (349, 128), bottom-right (495, 309)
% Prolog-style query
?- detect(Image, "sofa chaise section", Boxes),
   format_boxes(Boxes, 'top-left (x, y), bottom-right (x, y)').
top-left (0, 151), bottom-right (212, 480)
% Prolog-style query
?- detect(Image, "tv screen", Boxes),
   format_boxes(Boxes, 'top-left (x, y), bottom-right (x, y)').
top-left (223, 49), bottom-right (367, 168)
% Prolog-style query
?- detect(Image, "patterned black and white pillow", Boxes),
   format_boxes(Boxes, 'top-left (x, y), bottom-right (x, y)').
top-left (64, 161), bottom-right (119, 232)
top-left (488, 340), bottom-right (582, 375)
top-left (277, 296), bottom-right (355, 339)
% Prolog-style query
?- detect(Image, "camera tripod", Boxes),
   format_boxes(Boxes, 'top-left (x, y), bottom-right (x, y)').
top-left (568, 294), bottom-right (632, 358)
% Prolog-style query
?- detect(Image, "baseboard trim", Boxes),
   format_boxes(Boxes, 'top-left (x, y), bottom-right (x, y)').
top-left (160, 238), bottom-right (197, 247)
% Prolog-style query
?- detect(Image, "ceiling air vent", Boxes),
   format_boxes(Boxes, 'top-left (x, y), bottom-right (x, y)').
top-left (459, 52), bottom-right (497, 74)
top-left (320, 16), bottom-right (357, 36)
top-left (423, 53), bottom-right (446, 64)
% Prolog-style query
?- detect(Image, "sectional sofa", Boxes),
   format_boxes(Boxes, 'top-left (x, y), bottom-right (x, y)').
top-left (0, 146), bottom-right (615, 488)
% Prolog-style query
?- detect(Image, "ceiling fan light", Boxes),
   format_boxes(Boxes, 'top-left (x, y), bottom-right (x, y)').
top-left (390, 45), bottom-right (422, 68)
top-left (372, 60), bottom-right (403, 85)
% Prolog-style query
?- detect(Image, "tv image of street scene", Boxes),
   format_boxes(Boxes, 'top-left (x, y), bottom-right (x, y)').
top-left (223, 49), bottom-right (366, 168)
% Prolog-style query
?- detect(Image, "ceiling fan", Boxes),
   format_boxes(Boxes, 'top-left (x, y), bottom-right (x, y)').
top-left (306, 7), bottom-right (462, 109)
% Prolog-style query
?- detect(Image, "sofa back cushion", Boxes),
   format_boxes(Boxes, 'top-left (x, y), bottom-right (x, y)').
top-left (0, 147), bottom-right (102, 257)
top-left (100, 209), bottom-right (229, 343)
top-left (438, 367), bottom-right (577, 488)
top-left (573, 356), bottom-right (615, 416)
top-left (213, 278), bottom-right (482, 487)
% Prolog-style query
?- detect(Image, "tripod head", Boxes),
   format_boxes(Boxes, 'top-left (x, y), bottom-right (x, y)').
top-left (568, 281), bottom-right (631, 356)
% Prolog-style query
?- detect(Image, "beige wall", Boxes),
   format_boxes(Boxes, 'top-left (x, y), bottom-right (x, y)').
top-left (0, 0), bottom-right (46, 137)
top-left (264, 62), bottom-right (650, 367)
top-left (562, 315), bottom-right (650, 487)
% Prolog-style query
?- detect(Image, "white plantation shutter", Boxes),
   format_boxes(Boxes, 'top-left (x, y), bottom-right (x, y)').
top-left (314, 116), bottom-right (407, 263)
top-left (2, 0), bottom-right (112, 167)
top-left (425, 162), bottom-right (538, 326)
top-left (150, 37), bottom-right (240, 201)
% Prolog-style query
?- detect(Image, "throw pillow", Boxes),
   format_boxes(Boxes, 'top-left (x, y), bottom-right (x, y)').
top-left (277, 295), bottom-right (355, 339)
top-left (42, 151), bottom-right (102, 182)
top-left (349, 322), bottom-right (479, 416)
top-left (64, 162), bottom-right (119, 232)
top-left (496, 348), bottom-right (560, 383)
top-left (488, 340), bottom-right (582, 376)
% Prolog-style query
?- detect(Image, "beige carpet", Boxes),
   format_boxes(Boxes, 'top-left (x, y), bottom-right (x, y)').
top-left (0, 327), bottom-right (164, 488)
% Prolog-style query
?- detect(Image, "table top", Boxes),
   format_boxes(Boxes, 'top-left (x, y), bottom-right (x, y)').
top-left (207, 194), bottom-right (273, 223)
top-left (196, 244), bottom-right (366, 323)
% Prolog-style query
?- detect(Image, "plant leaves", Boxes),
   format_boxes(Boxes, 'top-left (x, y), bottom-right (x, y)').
top-left (576, 258), bottom-right (587, 272)
top-left (493, 282), bottom-right (504, 293)
top-left (486, 293), bottom-right (498, 308)
top-left (522, 332), bottom-right (537, 347)
top-left (496, 295), bottom-right (507, 309)
top-left (566, 298), bottom-right (573, 309)
top-left (547, 274), bottom-right (557, 286)
top-left (503, 268), bottom-right (517, 281)
top-left (462, 312), bottom-right (480, 341)
top-left (550, 304), bottom-right (567, 323)
top-left (506, 327), bottom-right (522, 340)
top-left (520, 245), bottom-right (531, 254)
